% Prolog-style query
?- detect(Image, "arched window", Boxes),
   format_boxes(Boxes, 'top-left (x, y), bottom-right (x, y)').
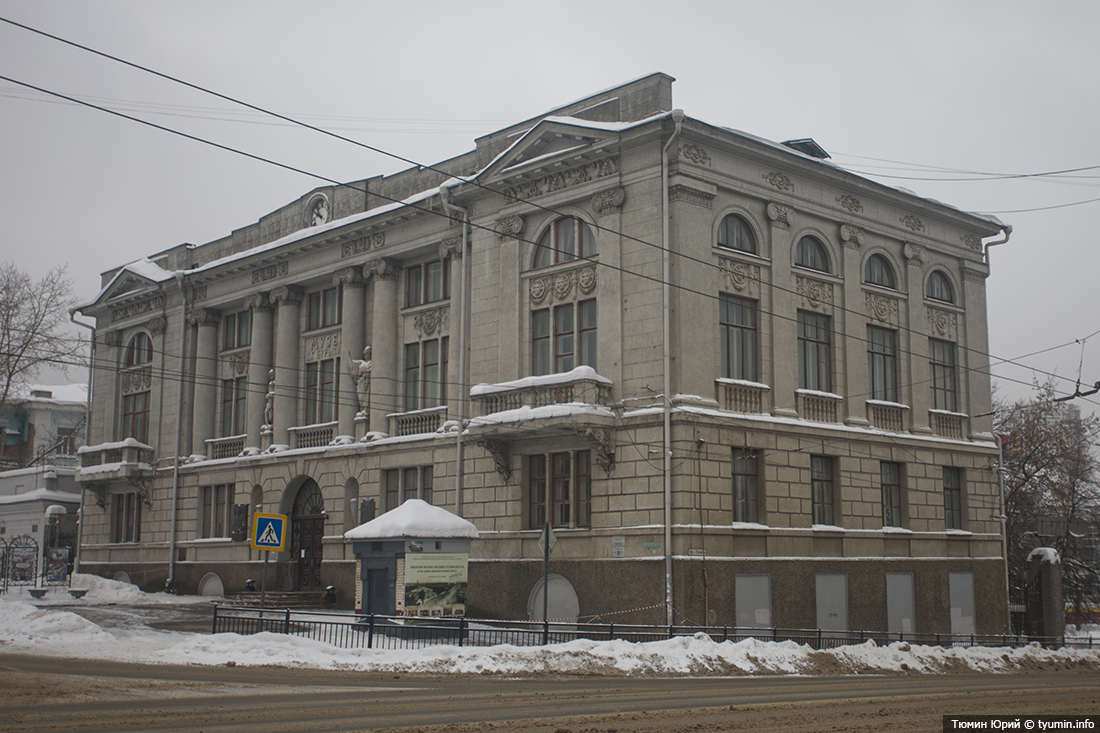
top-left (865, 254), bottom-right (897, 289)
top-left (533, 217), bottom-right (596, 269)
top-left (795, 236), bottom-right (830, 273)
top-left (926, 270), bottom-right (955, 303)
top-left (124, 332), bottom-right (153, 367)
top-left (717, 214), bottom-right (756, 254)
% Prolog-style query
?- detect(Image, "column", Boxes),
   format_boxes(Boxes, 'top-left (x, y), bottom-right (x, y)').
top-left (765, 203), bottom-right (798, 418)
top-left (840, 226), bottom-right (870, 427)
top-left (189, 308), bottom-right (221, 457)
top-left (270, 286), bottom-right (303, 447)
top-left (244, 293), bottom-right (273, 452)
top-left (961, 264), bottom-right (992, 439)
top-left (335, 267), bottom-right (366, 439)
top-left (903, 244), bottom-right (933, 435)
top-left (364, 258), bottom-right (400, 436)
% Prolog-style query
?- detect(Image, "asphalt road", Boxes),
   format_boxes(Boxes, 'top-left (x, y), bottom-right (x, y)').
top-left (2, 653), bottom-right (1098, 733)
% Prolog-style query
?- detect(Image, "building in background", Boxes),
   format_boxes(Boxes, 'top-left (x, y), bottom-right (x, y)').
top-left (73, 74), bottom-right (1011, 634)
top-left (0, 385), bottom-right (87, 469)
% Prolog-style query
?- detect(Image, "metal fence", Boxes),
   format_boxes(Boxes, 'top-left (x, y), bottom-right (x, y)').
top-left (211, 604), bottom-right (1087, 651)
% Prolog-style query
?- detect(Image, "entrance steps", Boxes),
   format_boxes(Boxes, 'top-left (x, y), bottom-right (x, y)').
top-left (229, 591), bottom-right (327, 609)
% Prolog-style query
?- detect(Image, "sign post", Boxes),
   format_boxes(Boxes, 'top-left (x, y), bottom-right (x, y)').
top-left (251, 513), bottom-right (287, 620)
top-left (538, 522), bottom-right (556, 645)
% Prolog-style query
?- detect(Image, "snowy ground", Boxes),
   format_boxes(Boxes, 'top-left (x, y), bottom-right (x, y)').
top-left (2, 575), bottom-right (1099, 677)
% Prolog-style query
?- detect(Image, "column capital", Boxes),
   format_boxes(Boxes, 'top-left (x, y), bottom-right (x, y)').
top-left (243, 292), bottom-right (274, 312)
top-left (333, 266), bottom-right (366, 289)
top-left (187, 307), bottom-right (221, 327)
top-left (363, 258), bottom-right (402, 282)
top-left (440, 235), bottom-right (464, 260)
top-left (270, 286), bottom-right (304, 307)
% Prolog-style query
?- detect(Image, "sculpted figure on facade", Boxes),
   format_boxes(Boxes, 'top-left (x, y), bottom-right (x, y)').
top-left (262, 368), bottom-right (275, 433)
top-left (350, 346), bottom-right (372, 418)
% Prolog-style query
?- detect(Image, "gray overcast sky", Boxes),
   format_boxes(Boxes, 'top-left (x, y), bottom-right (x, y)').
top-left (2, 0), bottom-right (1098, 417)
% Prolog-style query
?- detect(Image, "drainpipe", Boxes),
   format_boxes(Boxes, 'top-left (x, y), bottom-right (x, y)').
top-left (439, 184), bottom-right (469, 518)
top-left (68, 307), bottom-right (95, 574)
top-left (982, 224), bottom-right (1012, 267)
top-left (167, 271), bottom-right (189, 588)
top-left (661, 109), bottom-right (684, 626)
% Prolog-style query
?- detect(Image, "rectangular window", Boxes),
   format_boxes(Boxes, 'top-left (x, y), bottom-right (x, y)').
top-left (57, 426), bottom-right (77, 456)
top-left (867, 326), bottom-right (898, 402)
top-left (201, 484), bottom-right (232, 538)
top-left (533, 302), bottom-right (597, 377)
top-left (732, 448), bottom-right (759, 523)
top-left (122, 391), bottom-right (150, 444)
top-left (306, 358), bottom-right (339, 425)
top-left (798, 311), bottom-right (831, 391)
top-left (406, 260), bottom-right (450, 307)
top-left (721, 294), bottom-right (757, 381)
top-left (528, 451), bottom-right (592, 529)
top-left (307, 286), bottom-right (341, 331)
top-left (223, 310), bottom-right (252, 350)
top-left (221, 377), bottom-right (247, 436)
top-left (384, 467), bottom-right (433, 512)
top-left (944, 467), bottom-right (963, 530)
top-left (881, 461), bottom-right (903, 527)
top-left (735, 574), bottom-right (772, 628)
top-left (930, 339), bottom-right (957, 412)
top-left (528, 455), bottom-right (547, 529)
top-left (405, 338), bottom-right (448, 411)
top-left (112, 492), bottom-right (142, 543)
top-left (811, 455), bottom-right (834, 525)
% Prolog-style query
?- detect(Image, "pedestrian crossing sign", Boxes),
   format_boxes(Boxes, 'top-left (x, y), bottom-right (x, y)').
top-left (251, 513), bottom-right (288, 552)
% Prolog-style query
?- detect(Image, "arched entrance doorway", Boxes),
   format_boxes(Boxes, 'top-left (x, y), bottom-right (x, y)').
top-left (292, 479), bottom-right (325, 591)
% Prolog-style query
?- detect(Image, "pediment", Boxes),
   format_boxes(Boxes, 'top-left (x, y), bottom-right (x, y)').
top-left (480, 119), bottom-right (619, 184)
top-left (89, 261), bottom-right (171, 310)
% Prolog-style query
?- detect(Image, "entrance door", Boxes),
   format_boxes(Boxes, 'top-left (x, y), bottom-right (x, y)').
top-left (364, 567), bottom-right (392, 615)
top-left (291, 480), bottom-right (325, 591)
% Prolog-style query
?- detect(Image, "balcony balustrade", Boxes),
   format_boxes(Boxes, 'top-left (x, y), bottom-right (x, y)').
top-left (77, 439), bottom-right (155, 483)
top-left (716, 379), bottom-right (769, 414)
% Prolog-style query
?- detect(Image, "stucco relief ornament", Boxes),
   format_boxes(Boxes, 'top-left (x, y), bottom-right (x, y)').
top-left (927, 308), bottom-right (958, 339)
top-left (577, 266), bottom-right (597, 295)
top-left (901, 215), bottom-right (925, 233)
top-left (961, 234), bottom-right (981, 251)
top-left (591, 186), bottom-right (625, 215)
top-left (414, 308), bottom-right (448, 336)
top-left (553, 272), bottom-right (575, 301)
top-left (479, 439), bottom-right (512, 482)
top-left (763, 172), bottom-right (794, 191)
top-left (496, 215), bottom-right (524, 241)
top-left (865, 293), bottom-right (899, 324)
top-left (529, 276), bottom-right (549, 305)
top-left (103, 331), bottom-right (122, 347)
top-left (840, 224), bottom-right (864, 248)
top-left (903, 242), bottom-right (924, 266)
top-left (229, 351), bottom-right (250, 375)
top-left (719, 259), bottom-right (759, 294)
top-left (836, 195), bottom-right (863, 214)
top-left (679, 144), bottom-right (711, 166)
top-left (797, 276), bottom-right (833, 309)
top-left (766, 202), bottom-right (792, 228)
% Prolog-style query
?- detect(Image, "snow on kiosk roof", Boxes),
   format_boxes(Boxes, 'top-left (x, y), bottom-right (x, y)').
top-left (344, 499), bottom-right (479, 540)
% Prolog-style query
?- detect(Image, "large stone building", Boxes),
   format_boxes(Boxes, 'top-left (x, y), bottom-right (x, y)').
top-left (75, 74), bottom-right (1011, 634)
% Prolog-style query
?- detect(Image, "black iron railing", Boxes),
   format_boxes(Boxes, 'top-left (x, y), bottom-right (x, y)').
top-left (211, 605), bottom-right (1089, 651)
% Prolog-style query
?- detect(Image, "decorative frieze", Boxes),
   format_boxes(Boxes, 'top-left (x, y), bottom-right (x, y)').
top-left (901, 215), bottom-right (925, 233)
top-left (305, 332), bottom-right (341, 362)
top-left (679, 144), bottom-right (711, 166)
top-left (668, 184), bottom-right (714, 208)
top-left (926, 307), bottom-right (958, 340)
top-left (414, 308), bottom-right (448, 337)
top-left (501, 157), bottom-right (618, 203)
top-left (111, 296), bottom-right (164, 323)
top-left (865, 292), bottom-right (899, 326)
top-left (797, 276), bottom-right (834, 311)
top-left (341, 232), bottom-right (386, 258)
top-left (763, 172), bottom-right (794, 192)
top-left (718, 257), bottom-right (760, 296)
top-left (591, 186), bottom-right (626, 215)
top-left (252, 261), bottom-right (289, 284)
top-left (962, 234), bottom-right (982, 251)
top-left (121, 366), bottom-right (152, 394)
top-left (766, 202), bottom-right (792, 229)
top-left (840, 224), bottom-right (865, 248)
top-left (836, 195), bottom-right (863, 214)
top-left (496, 215), bottom-right (524, 241)
top-left (227, 350), bottom-right (250, 375)
top-left (529, 265), bottom-right (597, 305)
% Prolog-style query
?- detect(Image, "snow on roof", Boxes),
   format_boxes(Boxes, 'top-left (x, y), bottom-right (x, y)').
top-left (344, 499), bottom-right (479, 540)
top-left (1027, 547), bottom-right (1061, 564)
top-left (21, 384), bottom-right (88, 405)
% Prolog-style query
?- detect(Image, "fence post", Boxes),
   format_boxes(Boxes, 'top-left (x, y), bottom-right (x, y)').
top-left (367, 614), bottom-right (375, 649)
top-left (458, 616), bottom-right (466, 648)
top-left (608, 622), bottom-right (614, 642)
top-left (284, 608), bottom-right (291, 635)
top-left (211, 604), bottom-right (218, 635)
top-left (542, 617), bottom-right (549, 647)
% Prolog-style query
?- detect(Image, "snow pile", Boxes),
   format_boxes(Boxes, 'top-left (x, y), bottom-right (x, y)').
top-left (1, 582), bottom-right (1098, 676)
